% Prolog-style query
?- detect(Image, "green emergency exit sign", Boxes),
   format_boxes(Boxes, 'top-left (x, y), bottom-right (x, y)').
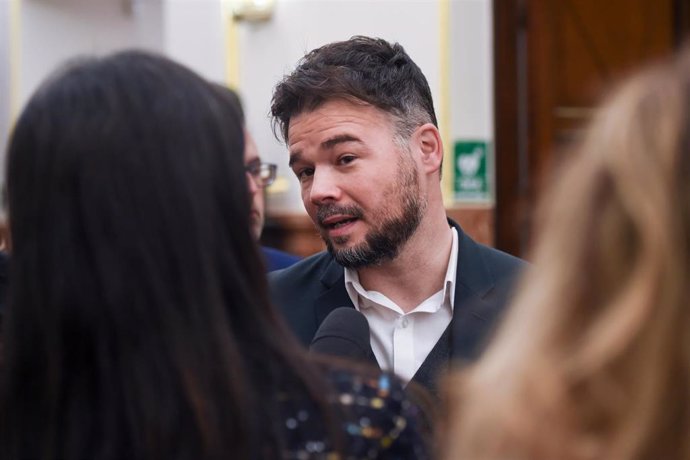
top-left (453, 140), bottom-right (491, 203)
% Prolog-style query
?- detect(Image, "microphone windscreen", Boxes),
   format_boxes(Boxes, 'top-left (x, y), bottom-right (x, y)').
top-left (309, 307), bottom-right (373, 361)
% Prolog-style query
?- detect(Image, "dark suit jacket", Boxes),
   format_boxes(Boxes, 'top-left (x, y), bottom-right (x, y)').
top-left (268, 219), bottom-right (525, 394)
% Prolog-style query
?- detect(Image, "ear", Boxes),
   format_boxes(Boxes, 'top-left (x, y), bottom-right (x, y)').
top-left (412, 123), bottom-right (443, 175)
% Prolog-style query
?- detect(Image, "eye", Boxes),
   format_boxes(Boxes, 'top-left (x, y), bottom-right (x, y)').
top-left (338, 155), bottom-right (356, 165)
top-left (295, 167), bottom-right (315, 181)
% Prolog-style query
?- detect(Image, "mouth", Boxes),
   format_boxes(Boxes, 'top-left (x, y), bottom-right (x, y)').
top-left (321, 215), bottom-right (359, 230)
top-left (316, 204), bottom-right (364, 239)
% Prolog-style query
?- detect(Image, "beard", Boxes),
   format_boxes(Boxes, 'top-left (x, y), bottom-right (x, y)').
top-left (317, 155), bottom-right (427, 268)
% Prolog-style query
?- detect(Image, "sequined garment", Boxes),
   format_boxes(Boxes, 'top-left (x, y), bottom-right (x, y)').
top-left (279, 368), bottom-right (430, 459)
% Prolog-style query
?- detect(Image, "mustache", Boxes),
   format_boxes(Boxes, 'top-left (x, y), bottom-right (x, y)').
top-left (316, 203), bottom-right (364, 226)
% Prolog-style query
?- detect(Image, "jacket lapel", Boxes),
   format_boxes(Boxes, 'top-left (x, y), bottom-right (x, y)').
top-left (313, 258), bottom-right (380, 368)
top-left (408, 221), bottom-right (496, 392)
top-left (451, 221), bottom-right (501, 361)
top-left (410, 322), bottom-right (452, 396)
top-left (314, 257), bottom-right (355, 326)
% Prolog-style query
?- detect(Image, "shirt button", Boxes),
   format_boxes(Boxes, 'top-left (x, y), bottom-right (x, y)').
top-left (401, 317), bottom-right (409, 328)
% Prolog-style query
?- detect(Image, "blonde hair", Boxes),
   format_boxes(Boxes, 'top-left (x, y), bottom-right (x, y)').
top-left (443, 49), bottom-right (690, 460)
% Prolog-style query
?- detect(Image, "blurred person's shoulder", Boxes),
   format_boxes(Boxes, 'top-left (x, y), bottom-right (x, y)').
top-left (279, 363), bottom-right (431, 459)
top-left (262, 246), bottom-right (301, 272)
top-left (323, 363), bottom-right (432, 459)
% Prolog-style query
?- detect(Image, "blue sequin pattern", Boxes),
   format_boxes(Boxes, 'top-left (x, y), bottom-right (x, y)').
top-left (280, 370), bottom-right (429, 459)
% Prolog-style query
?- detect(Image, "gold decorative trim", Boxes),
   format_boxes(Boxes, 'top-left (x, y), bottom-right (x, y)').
top-left (9, 0), bottom-right (22, 121)
top-left (438, 0), bottom-right (453, 205)
top-left (223, 1), bottom-right (240, 89)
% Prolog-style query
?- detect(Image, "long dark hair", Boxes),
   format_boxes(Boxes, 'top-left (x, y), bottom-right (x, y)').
top-left (0, 51), bottom-right (325, 460)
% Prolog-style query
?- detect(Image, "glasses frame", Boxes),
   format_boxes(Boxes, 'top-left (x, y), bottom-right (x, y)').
top-left (245, 162), bottom-right (277, 188)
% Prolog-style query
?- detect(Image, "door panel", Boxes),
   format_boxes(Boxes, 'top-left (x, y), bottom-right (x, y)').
top-left (494, 0), bottom-right (683, 257)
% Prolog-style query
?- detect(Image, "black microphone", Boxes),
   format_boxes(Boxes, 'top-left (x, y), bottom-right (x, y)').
top-left (309, 307), bottom-right (376, 363)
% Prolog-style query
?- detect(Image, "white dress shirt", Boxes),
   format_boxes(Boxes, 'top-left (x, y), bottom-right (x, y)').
top-left (344, 228), bottom-right (458, 384)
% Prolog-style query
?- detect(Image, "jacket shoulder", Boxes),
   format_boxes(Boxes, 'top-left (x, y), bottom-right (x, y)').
top-left (450, 218), bottom-right (526, 286)
top-left (268, 250), bottom-right (334, 288)
top-left (268, 251), bottom-right (340, 345)
top-left (475, 241), bottom-right (526, 280)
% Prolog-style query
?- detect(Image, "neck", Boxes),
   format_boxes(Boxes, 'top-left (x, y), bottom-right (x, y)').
top-left (356, 206), bottom-right (453, 313)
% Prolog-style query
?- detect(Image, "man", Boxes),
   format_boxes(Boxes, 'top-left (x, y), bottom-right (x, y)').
top-left (215, 85), bottom-right (301, 272)
top-left (269, 36), bottom-right (524, 394)
top-left (243, 127), bottom-right (301, 271)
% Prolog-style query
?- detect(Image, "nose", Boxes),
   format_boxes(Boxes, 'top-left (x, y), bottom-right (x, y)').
top-left (307, 168), bottom-right (341, 206)
top-left (246, 171), bottom-right (261, 196)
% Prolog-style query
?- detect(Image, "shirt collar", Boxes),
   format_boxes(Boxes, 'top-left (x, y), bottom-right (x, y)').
top-left (343, 227), bottom-right (459, 311)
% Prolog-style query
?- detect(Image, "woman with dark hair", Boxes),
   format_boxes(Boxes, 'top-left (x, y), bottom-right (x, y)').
top-left (0, 51), bottom-right (428, 459)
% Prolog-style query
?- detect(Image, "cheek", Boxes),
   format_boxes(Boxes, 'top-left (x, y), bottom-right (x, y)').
top-left (252, 193), bottom-right (265, 209)
top-left (300, 186), bottom-right (311, 205)
top-left (304, 201), bottom-right (317, 219)
top-left (301, 195), bottom-right (318, 218)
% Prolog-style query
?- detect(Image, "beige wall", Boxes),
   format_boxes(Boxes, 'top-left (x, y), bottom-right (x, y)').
top-left (2, 0), bottom-right (494, 218)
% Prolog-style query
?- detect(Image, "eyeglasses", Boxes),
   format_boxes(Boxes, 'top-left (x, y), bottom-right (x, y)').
top-left (245, 162), bottom-right (277, 188)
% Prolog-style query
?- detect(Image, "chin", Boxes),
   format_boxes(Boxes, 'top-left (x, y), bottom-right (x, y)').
top-left (249, 223), bottom-right (262, 241)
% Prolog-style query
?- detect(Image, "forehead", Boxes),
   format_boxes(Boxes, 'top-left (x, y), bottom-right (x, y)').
top-left (287, 99), bottom-right (395, 151)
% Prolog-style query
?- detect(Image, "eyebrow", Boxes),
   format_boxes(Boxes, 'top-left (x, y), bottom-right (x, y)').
top-left (288, 152), bottom-right (301, 168)
top-left (321, 134), bottom-right (361, 150)
top-left (288, 134), bottom-right (362, 167)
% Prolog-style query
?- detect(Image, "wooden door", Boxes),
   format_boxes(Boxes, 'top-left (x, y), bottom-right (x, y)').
top-left (494, 0), bottom-right (690, 257)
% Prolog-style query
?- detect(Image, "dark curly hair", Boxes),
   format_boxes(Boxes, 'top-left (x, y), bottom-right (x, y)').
top-left (271, 35), bottom-right (437, 144)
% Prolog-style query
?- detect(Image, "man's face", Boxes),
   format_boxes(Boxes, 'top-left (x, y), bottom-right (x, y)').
top-left (287, 99), bottom-right (427, 268)
top-left (244, 129), bottom-right (265, 241)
